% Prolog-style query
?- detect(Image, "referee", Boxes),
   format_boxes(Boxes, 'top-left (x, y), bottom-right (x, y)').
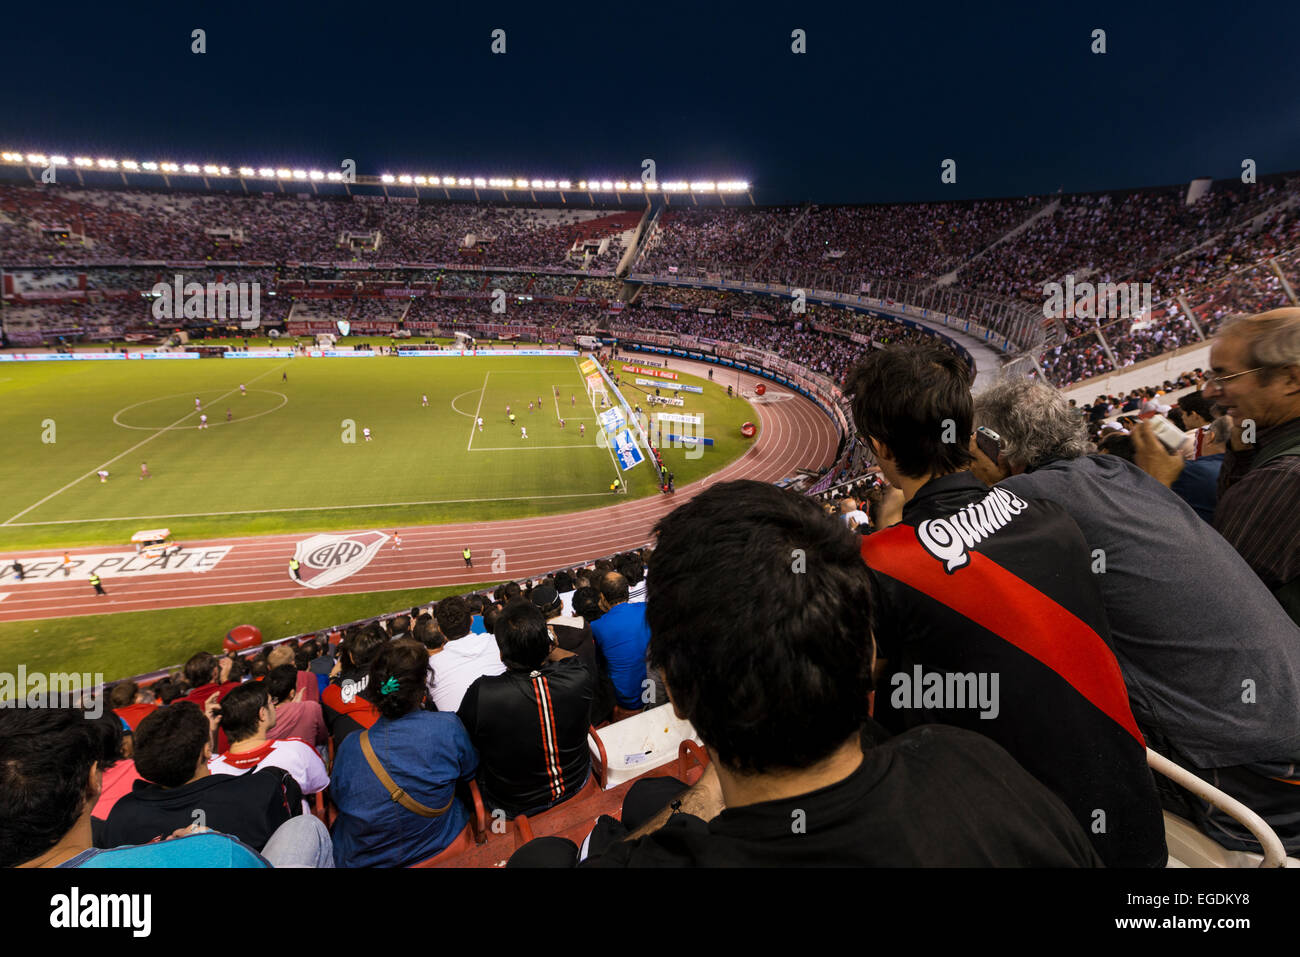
top-left (89, 573), bottom-right (107, 597)
top-left (289, 557), bottom-right (301, 581)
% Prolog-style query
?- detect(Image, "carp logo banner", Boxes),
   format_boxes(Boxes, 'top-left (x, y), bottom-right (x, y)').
top-left (292, 531), bottom-right (388, 589)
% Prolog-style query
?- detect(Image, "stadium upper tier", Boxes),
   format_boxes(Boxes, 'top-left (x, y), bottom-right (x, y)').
top-left (2, 170), bottom-right (1299, 386)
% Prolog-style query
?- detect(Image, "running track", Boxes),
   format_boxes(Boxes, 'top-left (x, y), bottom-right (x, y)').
top-left (0, 359), bottom-right (839, 623)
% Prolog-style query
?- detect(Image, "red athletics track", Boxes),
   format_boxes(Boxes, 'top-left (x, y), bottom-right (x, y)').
top-left (0, 359), bottom-right (839, 623)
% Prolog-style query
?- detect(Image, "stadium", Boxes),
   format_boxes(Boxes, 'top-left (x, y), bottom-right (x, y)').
top-left (1, 9), bottom-right (1299, 925)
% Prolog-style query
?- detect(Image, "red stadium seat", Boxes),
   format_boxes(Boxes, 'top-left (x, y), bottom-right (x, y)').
top-left (512, 725), bottom-right (609, 848)
top-left (677, 739), bottom-right (710, 785)
top-left (408, 780), bottom-right (489, 868)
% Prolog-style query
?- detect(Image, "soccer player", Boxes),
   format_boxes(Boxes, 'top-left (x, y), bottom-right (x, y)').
top-left (226, 408), bottom-right (232, 422)
top-left (97, 470), bottom-right (109, 483)
top-left (559, 418), bottom-right (565, 429)
top-left (140, 462), bottom-right (150, 480)
top-left (528, 401), bottom-right (534, 413)
top-left (521, 427), bottom-right (528, 440)
top-left (537, 395), bottom-right (542, 407)
top-left (422, 394), bottom-right (428, 407)
top-left (477, 417), bottom-right (484, 432)
top-left (195, 397), bottom-right (202, 410)
top-left (282, 371), bottom-right (288, 382)
top-left (198, 414), bottom-right (208, 430)
top-left (571, 393), bottom-right (576, 407)
top-left (506, 404), bottom-right (511, 415)
top-left (579, 423), bottom-right (585, 437)
top-left (363, 427), bottom-right (372, 442)
top-left (240, 384), bottom-right (247, 396)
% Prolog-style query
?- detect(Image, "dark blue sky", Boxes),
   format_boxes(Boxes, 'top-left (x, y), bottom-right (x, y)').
top-left (4, 0), bottom-right (1298, 204)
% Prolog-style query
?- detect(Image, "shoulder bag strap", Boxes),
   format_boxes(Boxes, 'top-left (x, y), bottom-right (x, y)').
top-left (359, 729), bottom-right (453, 817)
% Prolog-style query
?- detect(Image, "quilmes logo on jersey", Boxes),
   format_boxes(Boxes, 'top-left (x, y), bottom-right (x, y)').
top-left (916, 488), bottom-right (1027, 573)
top-left (336, 320), bottom-right (351, 337)
top-left (292, 531), bottom-right (388, 589)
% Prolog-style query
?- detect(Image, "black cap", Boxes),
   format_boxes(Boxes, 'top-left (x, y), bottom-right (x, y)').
top-left (530, 584), bottom-right (561, 613)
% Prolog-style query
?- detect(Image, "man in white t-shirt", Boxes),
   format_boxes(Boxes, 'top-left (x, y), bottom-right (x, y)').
top-left (839, 497), bottom-right (870, 531)
top-left (428, 595), bottom-right (505, 712)
top-left (207, 682), bottom-right (328, 808)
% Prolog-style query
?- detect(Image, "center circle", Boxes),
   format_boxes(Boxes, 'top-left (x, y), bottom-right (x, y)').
top-left (113, 390), bottom-right (289, 431)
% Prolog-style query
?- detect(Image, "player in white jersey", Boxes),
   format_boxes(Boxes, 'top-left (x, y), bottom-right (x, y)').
top-left (198, 414), bottom-right (208, 429)
top-left (476, 416), bottom-right (483, 432)
top-left (422, 394), bottom-right (428, 407)
top-left (240, 384), bottom-right (246, 396)
top-left (521, 426), bottom-right (528, 439)
top-left (363, 427), bottom-right (372, 441)
top-left (98, 469), bottom-right (109, 483)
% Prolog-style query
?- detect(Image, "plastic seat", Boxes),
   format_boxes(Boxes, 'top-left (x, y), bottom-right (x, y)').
top-left (512, 726), bottom-right (609, 848)
top-left (408, 780), bottom-right (489, 867)
top-left (677, 739), bottom-right (710, 785)
top-left (611, 704), bottom-right (643, 723)
top-left (312, 789), bottom-right (331, 826)
top-left (1146, 748), bottom-right (1297, 868)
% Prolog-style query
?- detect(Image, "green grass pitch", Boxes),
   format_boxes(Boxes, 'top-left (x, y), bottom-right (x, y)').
top-left (0, 349), bottom-right (757, 552)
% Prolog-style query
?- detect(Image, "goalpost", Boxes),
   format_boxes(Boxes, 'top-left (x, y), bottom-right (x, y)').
top-left (585, 372), bottom-right (610, 409)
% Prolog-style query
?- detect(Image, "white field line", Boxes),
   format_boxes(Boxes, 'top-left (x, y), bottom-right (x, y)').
top-left (469, 444), bottom-right (594, 451)
top-left (467, 370), bottom-right (490, 451)
top-left (0, 491), bottom-right (623, 528)
top-left (3, 361), bottom-right (292, 526)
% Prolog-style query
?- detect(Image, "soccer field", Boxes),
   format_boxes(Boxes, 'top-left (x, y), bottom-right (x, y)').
top-left (0, 353), bottom-right (756, 550)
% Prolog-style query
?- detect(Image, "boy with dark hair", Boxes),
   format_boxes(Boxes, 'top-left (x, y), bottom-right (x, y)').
top-left (265, 664), bottom-right (328, 750)
top-left (428, 594), bottom-right (505, 712)
top-left (843, 346), bottom-right (1166, 867)
top-left (209, 681), bottom-right (328, 800)
top-left (104, 702), bottom-right (305, 852)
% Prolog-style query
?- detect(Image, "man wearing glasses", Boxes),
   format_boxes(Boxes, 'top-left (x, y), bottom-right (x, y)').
top-left (1136, 308), bottom-right (1300, 625)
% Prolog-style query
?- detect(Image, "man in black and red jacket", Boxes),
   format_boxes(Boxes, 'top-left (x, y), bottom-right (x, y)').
top-left (845, 345), bottom-right (1166, 868)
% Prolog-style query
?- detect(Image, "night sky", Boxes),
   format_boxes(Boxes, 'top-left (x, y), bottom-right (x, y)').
top-left (4, 0), bottom-right (1299, 204)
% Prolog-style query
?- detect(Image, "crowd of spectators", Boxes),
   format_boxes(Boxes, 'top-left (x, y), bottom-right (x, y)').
top-left (6, 177), bottom-right (1300, 387)
top-left (0, 186), bottom-right (636, 272)
top-left (5, 310), bottom-right (1300, 869)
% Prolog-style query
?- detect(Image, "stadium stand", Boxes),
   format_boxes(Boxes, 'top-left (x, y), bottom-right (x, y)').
top-left (6, 169), bottom-right (1300, 870)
